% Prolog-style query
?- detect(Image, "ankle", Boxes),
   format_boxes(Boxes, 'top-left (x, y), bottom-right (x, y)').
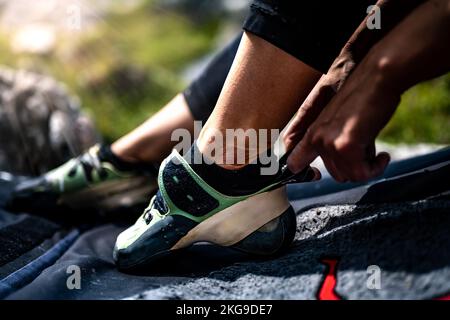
top-left (110, 143), bottom-right (142, 164)
top-left (197, 128), bottom-right (271, 169)
top-left (184, 142), bottom-right (282, 196)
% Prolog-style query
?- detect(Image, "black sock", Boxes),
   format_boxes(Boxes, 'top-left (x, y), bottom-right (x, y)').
top-left (184, 142), bottom-right (290, 196)
top-left (98, 145), bottom-right (158, 174)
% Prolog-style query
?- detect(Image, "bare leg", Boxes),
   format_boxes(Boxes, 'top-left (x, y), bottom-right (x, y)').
top-left (198, 32), bottom-right (321, 169)
top-left (112, 34), bottom-right (326, 271)
top-left (112, 33), bottom-right (321, 168)
top-left (111, 93), bottom-right (194, 163)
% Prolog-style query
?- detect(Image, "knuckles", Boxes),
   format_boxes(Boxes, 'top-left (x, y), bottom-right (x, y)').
top-left (309, 129), bottom-right (355, 157)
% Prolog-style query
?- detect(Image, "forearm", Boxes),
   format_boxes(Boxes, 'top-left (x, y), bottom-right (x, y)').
top-left (370, 0), bottom-right (450, 93)
top-left (331, 0), bottom-right (426, 87)
top-left (343, 0), bottom-right (425, 64)
top-left (286, 0), bottom-right (449, 180)
top-left (283, 0), bottom-right (425, 150)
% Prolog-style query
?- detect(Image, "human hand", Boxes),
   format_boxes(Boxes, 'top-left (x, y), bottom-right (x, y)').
top-left (285, 0), bottom-right (450, 182)
top-left (286, 52), bottom-right (399, 182)
top-left (283, 51), bottom-right (356, 151)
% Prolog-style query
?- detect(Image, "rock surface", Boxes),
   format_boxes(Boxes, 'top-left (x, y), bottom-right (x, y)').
top-left (0, 66), bottom-right (100, 176)
top-left (130, 198), bottom-right (450, 300)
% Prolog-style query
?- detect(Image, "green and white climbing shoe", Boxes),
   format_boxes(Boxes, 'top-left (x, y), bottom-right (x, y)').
top-left (113, 149), bottom-right (315, 270)
top-left (8, 144), bottom-right (158, 213)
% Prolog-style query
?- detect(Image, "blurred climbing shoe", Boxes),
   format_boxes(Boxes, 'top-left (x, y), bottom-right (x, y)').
top-left (7, 144), bottom-right (158, 214)
top-left (114, 149), bottom-right (317, 270)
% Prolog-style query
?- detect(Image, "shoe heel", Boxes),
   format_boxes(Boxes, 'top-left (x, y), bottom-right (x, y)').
top-left (171, 186), bottom-right (290, 249)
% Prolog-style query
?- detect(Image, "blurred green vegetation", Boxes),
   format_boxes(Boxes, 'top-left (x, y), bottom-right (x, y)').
top-left (380, 73), bottom-right (450, 144)
top-left (0, 1), bottom-right (221, 142)
top-left (0, 1), bottom-right (448, 145)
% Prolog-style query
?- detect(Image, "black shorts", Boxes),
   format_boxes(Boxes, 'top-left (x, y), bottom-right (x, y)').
top-left (243, 0), bottom-right (375, 73)
top-left (184, 1), bottom-right (375, 123)
top-left (183, 34), bottom-right (241, 123)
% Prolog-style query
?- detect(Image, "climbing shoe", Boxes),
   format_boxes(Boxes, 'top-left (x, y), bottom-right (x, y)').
top-left (7, 144), bottom-right (158, 214)
top-left (114, 149), bottom-right (316, 270)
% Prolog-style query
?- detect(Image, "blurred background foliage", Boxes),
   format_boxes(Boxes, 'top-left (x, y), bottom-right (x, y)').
top-left (380, 73), bottom-right (450, 143)
top-left (0, 0), bottom-right (447, 144)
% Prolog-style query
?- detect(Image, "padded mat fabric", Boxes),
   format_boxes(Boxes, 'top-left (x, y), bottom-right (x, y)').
top-left (0, 216), bottom-right (60, 267)
top-left (0, 148), bottom-right (449, 299)
top-left (6, 224), bottom-right (255, 299)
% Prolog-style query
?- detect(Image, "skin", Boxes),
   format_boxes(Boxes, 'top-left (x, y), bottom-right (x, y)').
top-left (112, 32), bottom-right (322, 169)
top-left (287, 0), bottom-right (450, 182)
top-left (283, 0), bottom-right (425, 150)
top-left (197, 32), bottom-right (321, 169)
top-left (111, 0), bottom-right (436, 185)
top-left (111, 93), bottom-right (194, 163)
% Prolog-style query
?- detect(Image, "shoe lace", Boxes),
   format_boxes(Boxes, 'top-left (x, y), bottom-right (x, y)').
top-left (68, 151), bottom-right (108, 183)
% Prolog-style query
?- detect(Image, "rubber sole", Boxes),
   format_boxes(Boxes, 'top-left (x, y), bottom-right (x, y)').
top-left (171, 186), bottom-right (290, 249)
top-left (231, 205), bottom-right (297, 256)
top-left (115, 187), bottom-right (293, 271)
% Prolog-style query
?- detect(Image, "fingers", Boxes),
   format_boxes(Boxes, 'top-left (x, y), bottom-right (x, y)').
top-left (322, 157), bottom-right (348, 183)
top-left (340, 160), bottom-right (372, 182)
top-left (287, 137), bottom-right (318, 174)
top-left (332, 150), bottom-right (390, 182)
top-left (330, 142), bottom-right (390, 182)
top-left (369, 151), bottom-right (390, 177)
top-left (284, 79), bottom-right (337, 150)
top-left (302, 166), bottom-right (322, 182)
top-left (288, 134), bottom-right (390, 183)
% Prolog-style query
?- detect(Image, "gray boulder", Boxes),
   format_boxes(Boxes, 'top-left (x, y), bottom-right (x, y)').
top-left (0, 66), bottom-right (100, 176)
